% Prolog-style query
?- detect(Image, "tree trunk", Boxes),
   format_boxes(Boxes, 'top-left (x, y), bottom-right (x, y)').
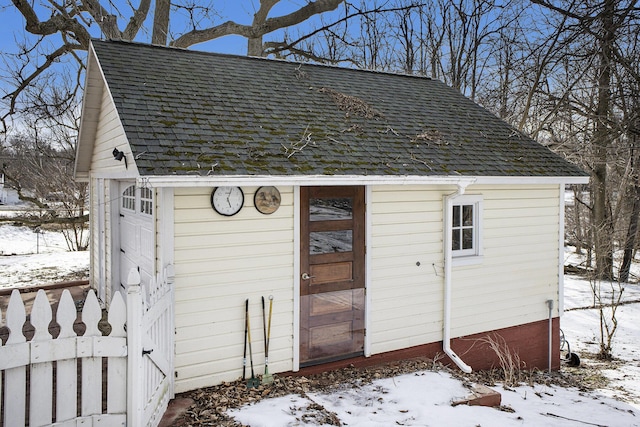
top-left (620, 136), bottom-right (640, 283)
top-left (152, 0), bottom-right (171, 45)
top-left (592, 0), bottom-right (616, 281)
top-left (248, 37), bottom-right (265, 57)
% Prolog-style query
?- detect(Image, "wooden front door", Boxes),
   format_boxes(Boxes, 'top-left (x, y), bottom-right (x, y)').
top-left (300, 186), bottom-right (365, 366)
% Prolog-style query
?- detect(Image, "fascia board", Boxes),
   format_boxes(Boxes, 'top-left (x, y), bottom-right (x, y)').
top-left (141, 174), bottom-right (588, 188)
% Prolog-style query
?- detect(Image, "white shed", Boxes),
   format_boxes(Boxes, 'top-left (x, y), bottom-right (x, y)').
top-left (76, 39), bottom-right (588, 394)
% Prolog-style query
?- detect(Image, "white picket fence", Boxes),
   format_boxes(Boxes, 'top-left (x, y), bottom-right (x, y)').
top-left (0, 267), bottom-right (174, 427)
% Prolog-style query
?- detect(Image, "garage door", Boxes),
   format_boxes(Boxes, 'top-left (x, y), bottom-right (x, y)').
top-left (119, 183), bottom-right (154, 291)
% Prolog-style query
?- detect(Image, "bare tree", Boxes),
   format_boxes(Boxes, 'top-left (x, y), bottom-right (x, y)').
top-left (1, 73), bottom-right (88, 251)
top-left (1, 0), bottom-right (346, 133)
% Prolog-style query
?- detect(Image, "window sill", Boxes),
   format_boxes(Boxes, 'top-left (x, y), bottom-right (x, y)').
top-left (452, 255), bottom-right (483, 267)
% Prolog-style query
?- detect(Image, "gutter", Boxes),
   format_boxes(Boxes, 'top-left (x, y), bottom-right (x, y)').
top-left (443, 180), bottom-right (475, 373)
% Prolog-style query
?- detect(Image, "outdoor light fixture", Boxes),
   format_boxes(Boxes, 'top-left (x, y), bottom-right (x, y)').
top-left (112, 148), bottom-right (128, 168)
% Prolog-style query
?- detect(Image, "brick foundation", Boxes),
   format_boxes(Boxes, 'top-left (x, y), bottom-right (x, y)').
top-left (288, 318), bottom-right (560, 376)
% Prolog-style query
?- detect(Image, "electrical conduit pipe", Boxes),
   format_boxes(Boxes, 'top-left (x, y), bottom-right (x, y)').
top-left (443, 181), bottom-right (474, 374)
top-left (547, 299), bottom-right (554, 373)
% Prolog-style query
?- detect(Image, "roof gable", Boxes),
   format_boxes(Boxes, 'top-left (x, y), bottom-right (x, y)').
top-left (85, 39), bottom-right (587, 179)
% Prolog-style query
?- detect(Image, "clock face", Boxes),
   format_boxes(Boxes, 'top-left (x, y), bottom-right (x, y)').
top-left (211, 187), bottom-right (244, 216)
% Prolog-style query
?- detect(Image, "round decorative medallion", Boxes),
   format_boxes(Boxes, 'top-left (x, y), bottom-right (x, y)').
top-left (254, 186), bottom-right (281, 215)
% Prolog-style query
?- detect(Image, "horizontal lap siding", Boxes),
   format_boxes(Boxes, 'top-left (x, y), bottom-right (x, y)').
top-left (451, 185), bottom-right (560, 336)
top-left (369, 186), bottom-right (445, 354)
top-left (368, 185), bottom-right (560, 355)
top-left (173, 187), bottom-right (294, 393)
top-left (90, 90), bottom-right (130, 173)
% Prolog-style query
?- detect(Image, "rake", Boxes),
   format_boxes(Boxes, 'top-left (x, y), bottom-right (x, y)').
top-left (262, 295), bottom-right (274, 384)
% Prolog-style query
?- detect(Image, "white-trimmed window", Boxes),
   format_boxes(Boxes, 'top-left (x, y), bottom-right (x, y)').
top-left (449, 195), bottom-right (483, 263)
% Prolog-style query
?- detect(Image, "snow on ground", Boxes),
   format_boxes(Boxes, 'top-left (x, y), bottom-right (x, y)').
top-left (2, 223), bottom-right (640, 425)
top-left (231, 372), bottom-right (639, 426)
top-left (0, 224), bottom-right (89, 288)
top-left (231, 249), bottom-right (640, 426)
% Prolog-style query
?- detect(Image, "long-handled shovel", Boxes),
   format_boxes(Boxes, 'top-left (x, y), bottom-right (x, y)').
top-left (242, 299), bottom-right (249, 381)
top-left (262, 295), bottom-right (274, 384)
top-left (246, 300), bottom-right (260, 388)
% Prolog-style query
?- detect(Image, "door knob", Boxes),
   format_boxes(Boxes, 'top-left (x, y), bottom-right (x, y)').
top-left (302, 273), bottom-right (315, 280)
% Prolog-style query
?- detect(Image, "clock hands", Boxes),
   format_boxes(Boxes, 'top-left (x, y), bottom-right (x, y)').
top-left (212, 187), bottom-right (243, 216)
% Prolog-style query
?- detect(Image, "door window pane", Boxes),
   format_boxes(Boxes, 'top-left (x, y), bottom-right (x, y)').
top-left (310, 198), bottom-right (352, 221)
top-left (310, 230), bottom-right (353, 254)
top-left (122, 185), bottom-right (135, 211)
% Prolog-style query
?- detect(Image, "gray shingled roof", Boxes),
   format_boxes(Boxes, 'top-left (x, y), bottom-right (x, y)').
top-left (91, 39), bottom-right (586, 178)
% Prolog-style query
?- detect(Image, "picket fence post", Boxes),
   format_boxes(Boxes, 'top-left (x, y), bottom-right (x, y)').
top-left (0, 302), bottom-right (2, 418)
top-left (30, 290), bottom-right (54, 426)
top-left (108, 291), bottom-right (128, 414)
top-left (56, 290), bottom-right (79, 422)
top-left (4, 289), bottom-right (27, 427)
top-left (81, 290), bottom-right (104, 416)
top-left (127, 268), bottom-right (144, 427)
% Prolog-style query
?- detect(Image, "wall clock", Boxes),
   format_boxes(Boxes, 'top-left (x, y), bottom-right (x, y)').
top-left (254, 186), bottom-right (281, 215)
top-left (211, 186), bottom-right (244, 216)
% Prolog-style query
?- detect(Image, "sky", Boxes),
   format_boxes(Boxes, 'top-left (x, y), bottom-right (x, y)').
top-left (0, 0), bottom-right (346, 126)
top-left (0, 1), bottom-right (343, 57)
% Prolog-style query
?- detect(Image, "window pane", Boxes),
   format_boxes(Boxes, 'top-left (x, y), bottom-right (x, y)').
top-left (452, 229), bottom-right (461, 251)
top-left (462, 229), bottom-right (473, 249)
top-left (140, 187), bottom-right (153, 215)
top-left (462, 205), bottom-right (473, 226)
top-left (122, 185), bottom-right (135, 211)
top-left (310, 230), bottom-right (353, 254)
top-left (310, 198), bottom-right (352, 221)
top-left (452, 205), bottom-right (461, 227)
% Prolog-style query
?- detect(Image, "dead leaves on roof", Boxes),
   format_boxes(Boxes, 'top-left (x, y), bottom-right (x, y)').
top-left (412, 129), bottom-right (447, 145)
top-left (319, 87), bottom-right (384, 119)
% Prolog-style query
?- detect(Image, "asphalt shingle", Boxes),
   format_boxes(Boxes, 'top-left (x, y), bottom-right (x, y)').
top-left (91, 39), bottom-right (587, 178)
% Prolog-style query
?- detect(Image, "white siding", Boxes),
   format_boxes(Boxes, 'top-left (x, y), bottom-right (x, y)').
top-left (173, 187), bottom-right (295, 393)
top-left (172, 183), bottom-right (561, 391)
top-left (89, 90), bottom-right (138, 177)
top-left (368, 185), bottom-right (561, 355)
top-left (451, 185), bottom-right (560, 334)
top-left (368, 187), bottom-right (446, 354)
top-left (89, 177), bottom-right (115, 305)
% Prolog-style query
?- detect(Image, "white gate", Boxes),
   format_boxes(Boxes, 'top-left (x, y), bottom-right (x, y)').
top-left (0, 266), bottom-right (174, 426)
top-left (127, 266), bottom-right (175, 426)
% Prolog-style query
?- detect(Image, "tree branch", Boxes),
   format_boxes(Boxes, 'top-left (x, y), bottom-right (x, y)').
top-left (263, 3), bottom-right (427, 58)
top-left (12, 0), bottom-right (92, 46)
top-left (1, 42), bottom-right (81, 125)
top-left (172, 0), bottom-right (343, 49)
top-left (123, 0), bottom-right (152, 41)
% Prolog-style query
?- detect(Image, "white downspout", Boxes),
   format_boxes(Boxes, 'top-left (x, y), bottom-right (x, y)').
top-left (443, 182), bottom-right (473, 373)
